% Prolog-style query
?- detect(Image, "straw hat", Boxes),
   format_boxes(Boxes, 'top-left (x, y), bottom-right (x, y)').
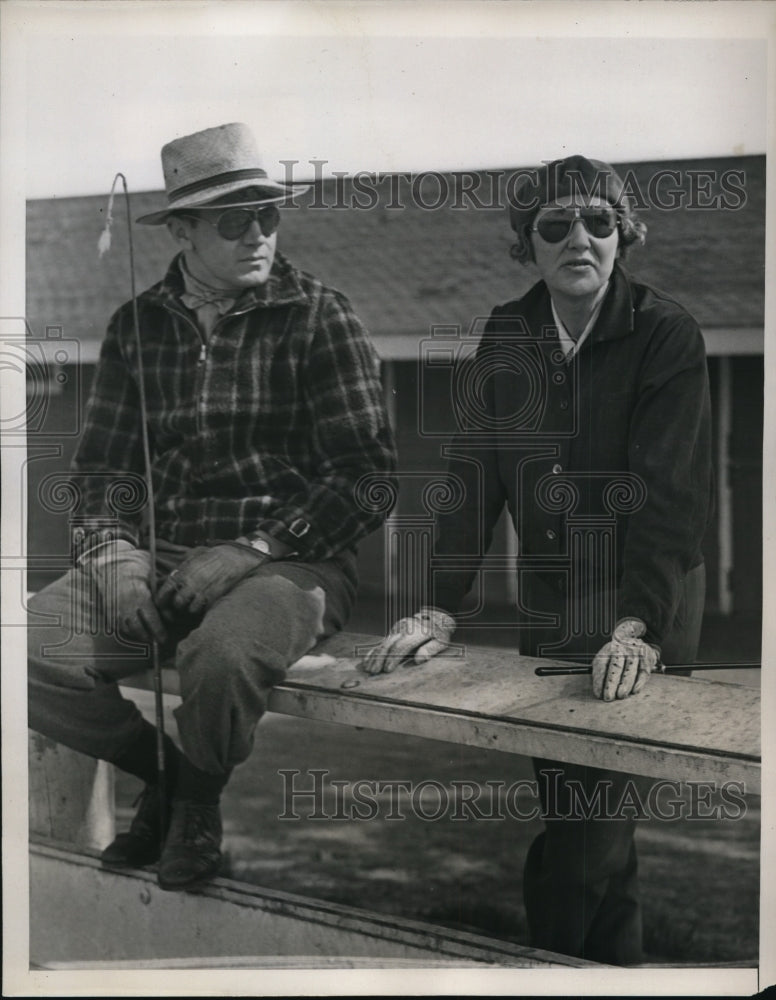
top-left (136, 122), bottom-right (307, 225)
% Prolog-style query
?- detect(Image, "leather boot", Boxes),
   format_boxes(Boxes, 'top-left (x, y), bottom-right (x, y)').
top-left (156, 798), bottom-right (223, 891)
top-left (100, 782), bottom-right (170, 868)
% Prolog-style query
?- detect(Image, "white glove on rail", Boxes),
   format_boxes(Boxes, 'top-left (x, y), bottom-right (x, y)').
top-left (592, 617), bottom-right (660, 702)
top-left (361, 607), bottom-right (457, 675)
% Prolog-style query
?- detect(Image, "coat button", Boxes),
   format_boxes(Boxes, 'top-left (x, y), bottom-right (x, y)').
top-left (552, 463), bottom-right (562, 474)
top-left (546, 529), bottom-right (557, 540)
top-left (560, 400), bottom-right (569, 410)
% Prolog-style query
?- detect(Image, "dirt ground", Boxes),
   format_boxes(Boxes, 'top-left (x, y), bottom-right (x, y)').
top-left (118, 607), bottom-right (761, 967)
top-left (116, 709), bottom-right (759, 966)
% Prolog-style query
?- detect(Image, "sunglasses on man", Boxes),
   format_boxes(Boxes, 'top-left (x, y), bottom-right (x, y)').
top-left (183, 204), bottom-right (281, 241)
top-left (531, 206), bottom-right (618, 244)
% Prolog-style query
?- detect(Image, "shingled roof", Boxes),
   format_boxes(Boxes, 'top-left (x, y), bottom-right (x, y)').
top-left (26, 155), bottom-right (765, 356)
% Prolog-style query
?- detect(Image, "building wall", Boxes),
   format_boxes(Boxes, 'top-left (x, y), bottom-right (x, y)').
top-left (729, 356), bottom-right (764, 615)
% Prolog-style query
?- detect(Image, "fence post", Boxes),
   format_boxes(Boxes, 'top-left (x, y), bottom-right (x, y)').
top-left (28, 732), bottom-right (114, 850)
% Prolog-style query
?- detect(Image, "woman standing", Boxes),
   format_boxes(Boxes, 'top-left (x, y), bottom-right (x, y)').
top-left (364, 155), bottom-right (713, 964)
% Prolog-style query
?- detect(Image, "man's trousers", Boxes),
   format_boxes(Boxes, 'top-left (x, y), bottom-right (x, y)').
top-left (28, 541), bottom-right (357, 776)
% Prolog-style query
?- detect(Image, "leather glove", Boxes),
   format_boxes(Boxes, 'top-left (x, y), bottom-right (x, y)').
top-left (87, 540), bottom-right (166, 644)
top-left (361, 607), bottom-right (456, 675)
top-left (592, 618), bottom-right (660, 702)
top-left (156, 542), bottom-right (268, 618)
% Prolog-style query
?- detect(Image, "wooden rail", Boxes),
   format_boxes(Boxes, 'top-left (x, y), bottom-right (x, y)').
top-left (123, 632), bottom-right (762, 791)
top-left (27, 631), bottom-right (760, 969)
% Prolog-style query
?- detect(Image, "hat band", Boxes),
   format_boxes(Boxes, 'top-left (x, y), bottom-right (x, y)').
top-left (168, 167), bottom-right (271, 203)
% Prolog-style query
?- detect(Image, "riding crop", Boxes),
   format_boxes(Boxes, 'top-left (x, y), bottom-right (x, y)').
top-left (99, 174), bottom-right (167, 848)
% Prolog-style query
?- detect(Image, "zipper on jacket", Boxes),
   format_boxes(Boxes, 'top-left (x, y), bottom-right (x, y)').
top-left (194, 340), bottom-right (208, 436)
top-left (165, 304), bottom-right (208, 436)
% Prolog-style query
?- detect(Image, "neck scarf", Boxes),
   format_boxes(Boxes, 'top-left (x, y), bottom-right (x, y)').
top-left (179, 259), bottom-right (244, 315)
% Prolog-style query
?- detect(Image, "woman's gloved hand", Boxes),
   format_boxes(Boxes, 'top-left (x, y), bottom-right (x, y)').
top-left (592, 617), bottom-right (660, 701)
top-left (87, 540), bottom-right (167, 644)
top-left (156, 542), bottom-right (268, 618)
top-left (361, 606), bottom-right (457, 675)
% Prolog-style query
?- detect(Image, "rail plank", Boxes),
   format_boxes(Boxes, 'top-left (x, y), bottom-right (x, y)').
top-left (122, 632), bottom-right (761, 791)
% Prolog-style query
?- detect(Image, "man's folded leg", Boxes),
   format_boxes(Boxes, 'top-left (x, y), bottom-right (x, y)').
top-left (158, 557), bottom-right (355, 891)
top-left (28, 555), bottom-right (355, 890)
top-left (28, 568), bottom-right (163, 763)
top-left (28, 568), bottom-right (181, 868)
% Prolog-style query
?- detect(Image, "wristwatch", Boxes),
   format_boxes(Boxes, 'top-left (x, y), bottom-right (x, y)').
top-left (245, 536), bottom-right (272, 556)
top-left (233, 533), bottom-right (295, 559)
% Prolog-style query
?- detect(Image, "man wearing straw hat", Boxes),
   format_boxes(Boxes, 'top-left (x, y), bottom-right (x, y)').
top-left (27, 123), bottom-right (396, 891)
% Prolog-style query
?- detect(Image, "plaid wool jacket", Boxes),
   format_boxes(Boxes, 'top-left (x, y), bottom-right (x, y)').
top-left (70, 252), bottom-right (397, 563)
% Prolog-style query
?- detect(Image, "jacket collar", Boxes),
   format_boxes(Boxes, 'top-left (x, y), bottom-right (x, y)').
top-left (154, 250), bottom-right (310, 313)
top-left (585, 262), bottom-right (636, 344)
top-left (531, 261), bottom-right (635, 346)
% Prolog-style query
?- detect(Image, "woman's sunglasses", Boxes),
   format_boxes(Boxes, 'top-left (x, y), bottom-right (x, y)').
top-left (531, 206), bottom-right (618, 243)
top-left (184, 204), bottom-right (281, 241)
